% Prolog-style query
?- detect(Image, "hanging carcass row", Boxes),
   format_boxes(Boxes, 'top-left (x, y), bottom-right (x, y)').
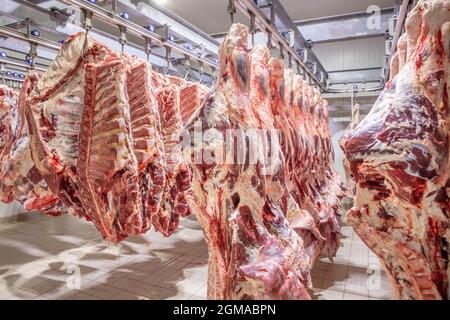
top-left (183, 23), bottom-right (344, 300)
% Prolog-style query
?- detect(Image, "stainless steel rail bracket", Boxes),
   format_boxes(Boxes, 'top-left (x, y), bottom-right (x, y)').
top-left (0, 62), bottom-right (5, 84)
top-left (228, 0), bottom-right (237, 24)
top-left (301, 48), bottom-right (308, 63)
top-left (118, 25), bottom-right (127, 53)
top-left (267, 31), bottom-right (272, 49)
top-left (82, 9), bottom-right (93, 31)
top-left (183, 55), bottom-right (190, 79)
top-left (287, 29), bottom-right (295, 48)
top-left (155, 24), bottom-right (169, 42)
top-left (164, 46), bottom-right (171, 74)
top-left (311, 62), bottom-right (317, 74)
top-left (249, 12), bottom-right (256, 47)
top-left (26, 42), bottom-right (38, 69)
top-left (144, 37), bottom-right (152, 61)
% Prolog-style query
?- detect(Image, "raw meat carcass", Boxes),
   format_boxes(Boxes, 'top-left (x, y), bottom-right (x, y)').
top-left (154, 83), bottom-right (192, 236)
top-left (179, 83), bottom-right (209, 125)
top-left (124, 55), bottom-right (166, 234)
top-left (184, 24), bottom-right (312, 300)
top-left (267, 58), bottom-right (326, 263)
top-left (266, 58), bottom-right (343, 263)
top-left (152, 71), bottom-right (209, 124)
top-left (0, 85), bottom-right (19, 202)
top-left (26, 33), bottom-right (149, 242)
top-left (343, 0), bottom-right (450, 300)
top-left (0, 76), bottom-right (62, 215)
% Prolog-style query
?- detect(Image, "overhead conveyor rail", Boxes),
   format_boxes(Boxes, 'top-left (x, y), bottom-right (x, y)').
top-left (59, 0), bottom-right (218, 71)
top-left (0, 0), bottom-right (220, 84)
top-left (0, 58), bottom-right (48, 73)
top-left (232, 0), bottom-right (328, 90)
top-left (0, 25), bottom-right (61, 51)
top-left (94, 0), bottom-right (220, 58)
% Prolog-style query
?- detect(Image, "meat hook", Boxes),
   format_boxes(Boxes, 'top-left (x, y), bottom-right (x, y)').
top-left (27, 42), bottom-right (38, 71)
top-left (118, 25), bottom-right (127, 56)
top-left (249, 13), bottom-right (256, 48)
top-left (228, 0), bottom-right (236, 26)
top-left (144, 37), bottom-right (152, 62)
top-left (80, 9), bottom-right (93, 61)
top-left (198, 62), bottom-right (205, 84)
top-left (184, 56), bottom-right (191, 80)
top-left (0, 63), bottom-right (5, 85)
top-left (164, 47), bottom-right (171, 75)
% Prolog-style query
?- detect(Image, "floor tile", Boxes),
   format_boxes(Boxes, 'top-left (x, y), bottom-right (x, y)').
top-left (0, 211), bottom-right (391, 301)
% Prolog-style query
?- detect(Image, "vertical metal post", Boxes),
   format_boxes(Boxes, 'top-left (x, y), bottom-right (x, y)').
top-left (144, 37), bottom-right (152, 61)
top-left (112, 0), bottom-right (118, 15)
top-left (118, 25), bottom-right (127, 54)
top-left (249, 12), bottom-right (256, 48)
top-left (228, 0), bottom-right (236, 25)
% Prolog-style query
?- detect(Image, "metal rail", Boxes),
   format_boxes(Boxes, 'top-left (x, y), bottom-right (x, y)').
top-left (59, 0), bottom-right (218, 70)
top-left (0, 75), bottom-right (24, 83)
top-left (0, 26), bottom-right (61, 51)
top-left (385, 0), bottom-right (410, 81)
top-left (0, 58), bottom-right (48, 72)
top-left (233, 0), bottom-right (327, 90)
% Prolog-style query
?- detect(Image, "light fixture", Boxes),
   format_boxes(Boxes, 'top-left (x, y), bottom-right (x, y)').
top-left (0, 51), bottom-right (7, 58)
top-left (184, 43), bottom-right (192, 51)
top-left (119, 11), bottom-right (129, 20)
top-left (26, 58), bottom-right (33, 65)
top-left (12, 72), bottom-right (18, 77)
top-left (31, 29), bottom-right (40, 37)
top-left (144, 24), bottom-right (155, 32)
top-left (19, 74), bottom-right (25, 78)
top-left (5, 71), bottom-right (11, 76)
top-left (168, 34), bottom-right (175, 42)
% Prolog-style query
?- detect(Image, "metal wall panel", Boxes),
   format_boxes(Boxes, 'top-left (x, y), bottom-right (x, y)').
top-left (313, 37), bottom-right (385, 71)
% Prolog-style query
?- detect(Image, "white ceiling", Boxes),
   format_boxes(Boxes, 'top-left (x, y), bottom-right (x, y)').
top-left (155, 0), bottom-right (396, 35)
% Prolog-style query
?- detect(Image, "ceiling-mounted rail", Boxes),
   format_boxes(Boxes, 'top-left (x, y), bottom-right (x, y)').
top-left (0, 26), bottom-right (61, 51)
top-left (384, 0), bottom-right (410, 81)
top-left (0, 58), bottom-right (48, 73)
top-left (0, 74), bottom-right (25, 83)
top-left (232, 0), bottom-right (327, 90)
top-left (59, 0), bottom-right (218, 71)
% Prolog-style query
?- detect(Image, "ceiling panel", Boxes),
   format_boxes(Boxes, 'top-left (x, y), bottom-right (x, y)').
top-left (151, 0), bottom-right (396, 35)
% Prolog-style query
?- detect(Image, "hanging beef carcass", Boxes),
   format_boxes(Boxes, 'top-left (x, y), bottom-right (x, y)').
top-left (343, 0), bottom-right (450, 299)
top-left (150, 71), bottom-right (210, 236)
top-left (0, 77), bottom-right (63, 215)
top-left (154, 82), bottom-right (192, 236)
top-left (179, 83), bottom-right (209, 125)
top-left (25, 33), bottom-right (168, 242)
top-left (184, 24), bottom-right (312, 300)
top-left (152, 71), bottom-right (209, 125)
top-left (267, 59), bottom-right (343, 264)
top-left (0, 85), bottom-right (19, 202)
top-left (123, 55), bottom-right (167, 234)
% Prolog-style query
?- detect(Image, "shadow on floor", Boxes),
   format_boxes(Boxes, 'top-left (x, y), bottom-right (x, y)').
top-left (0, 212), bottom-right (207, 300)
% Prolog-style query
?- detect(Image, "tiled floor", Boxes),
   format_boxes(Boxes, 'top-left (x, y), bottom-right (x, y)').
top-left (0, 212), bottom-right (392, 300)
top-left (310, 223), bottom-right (392, 300)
